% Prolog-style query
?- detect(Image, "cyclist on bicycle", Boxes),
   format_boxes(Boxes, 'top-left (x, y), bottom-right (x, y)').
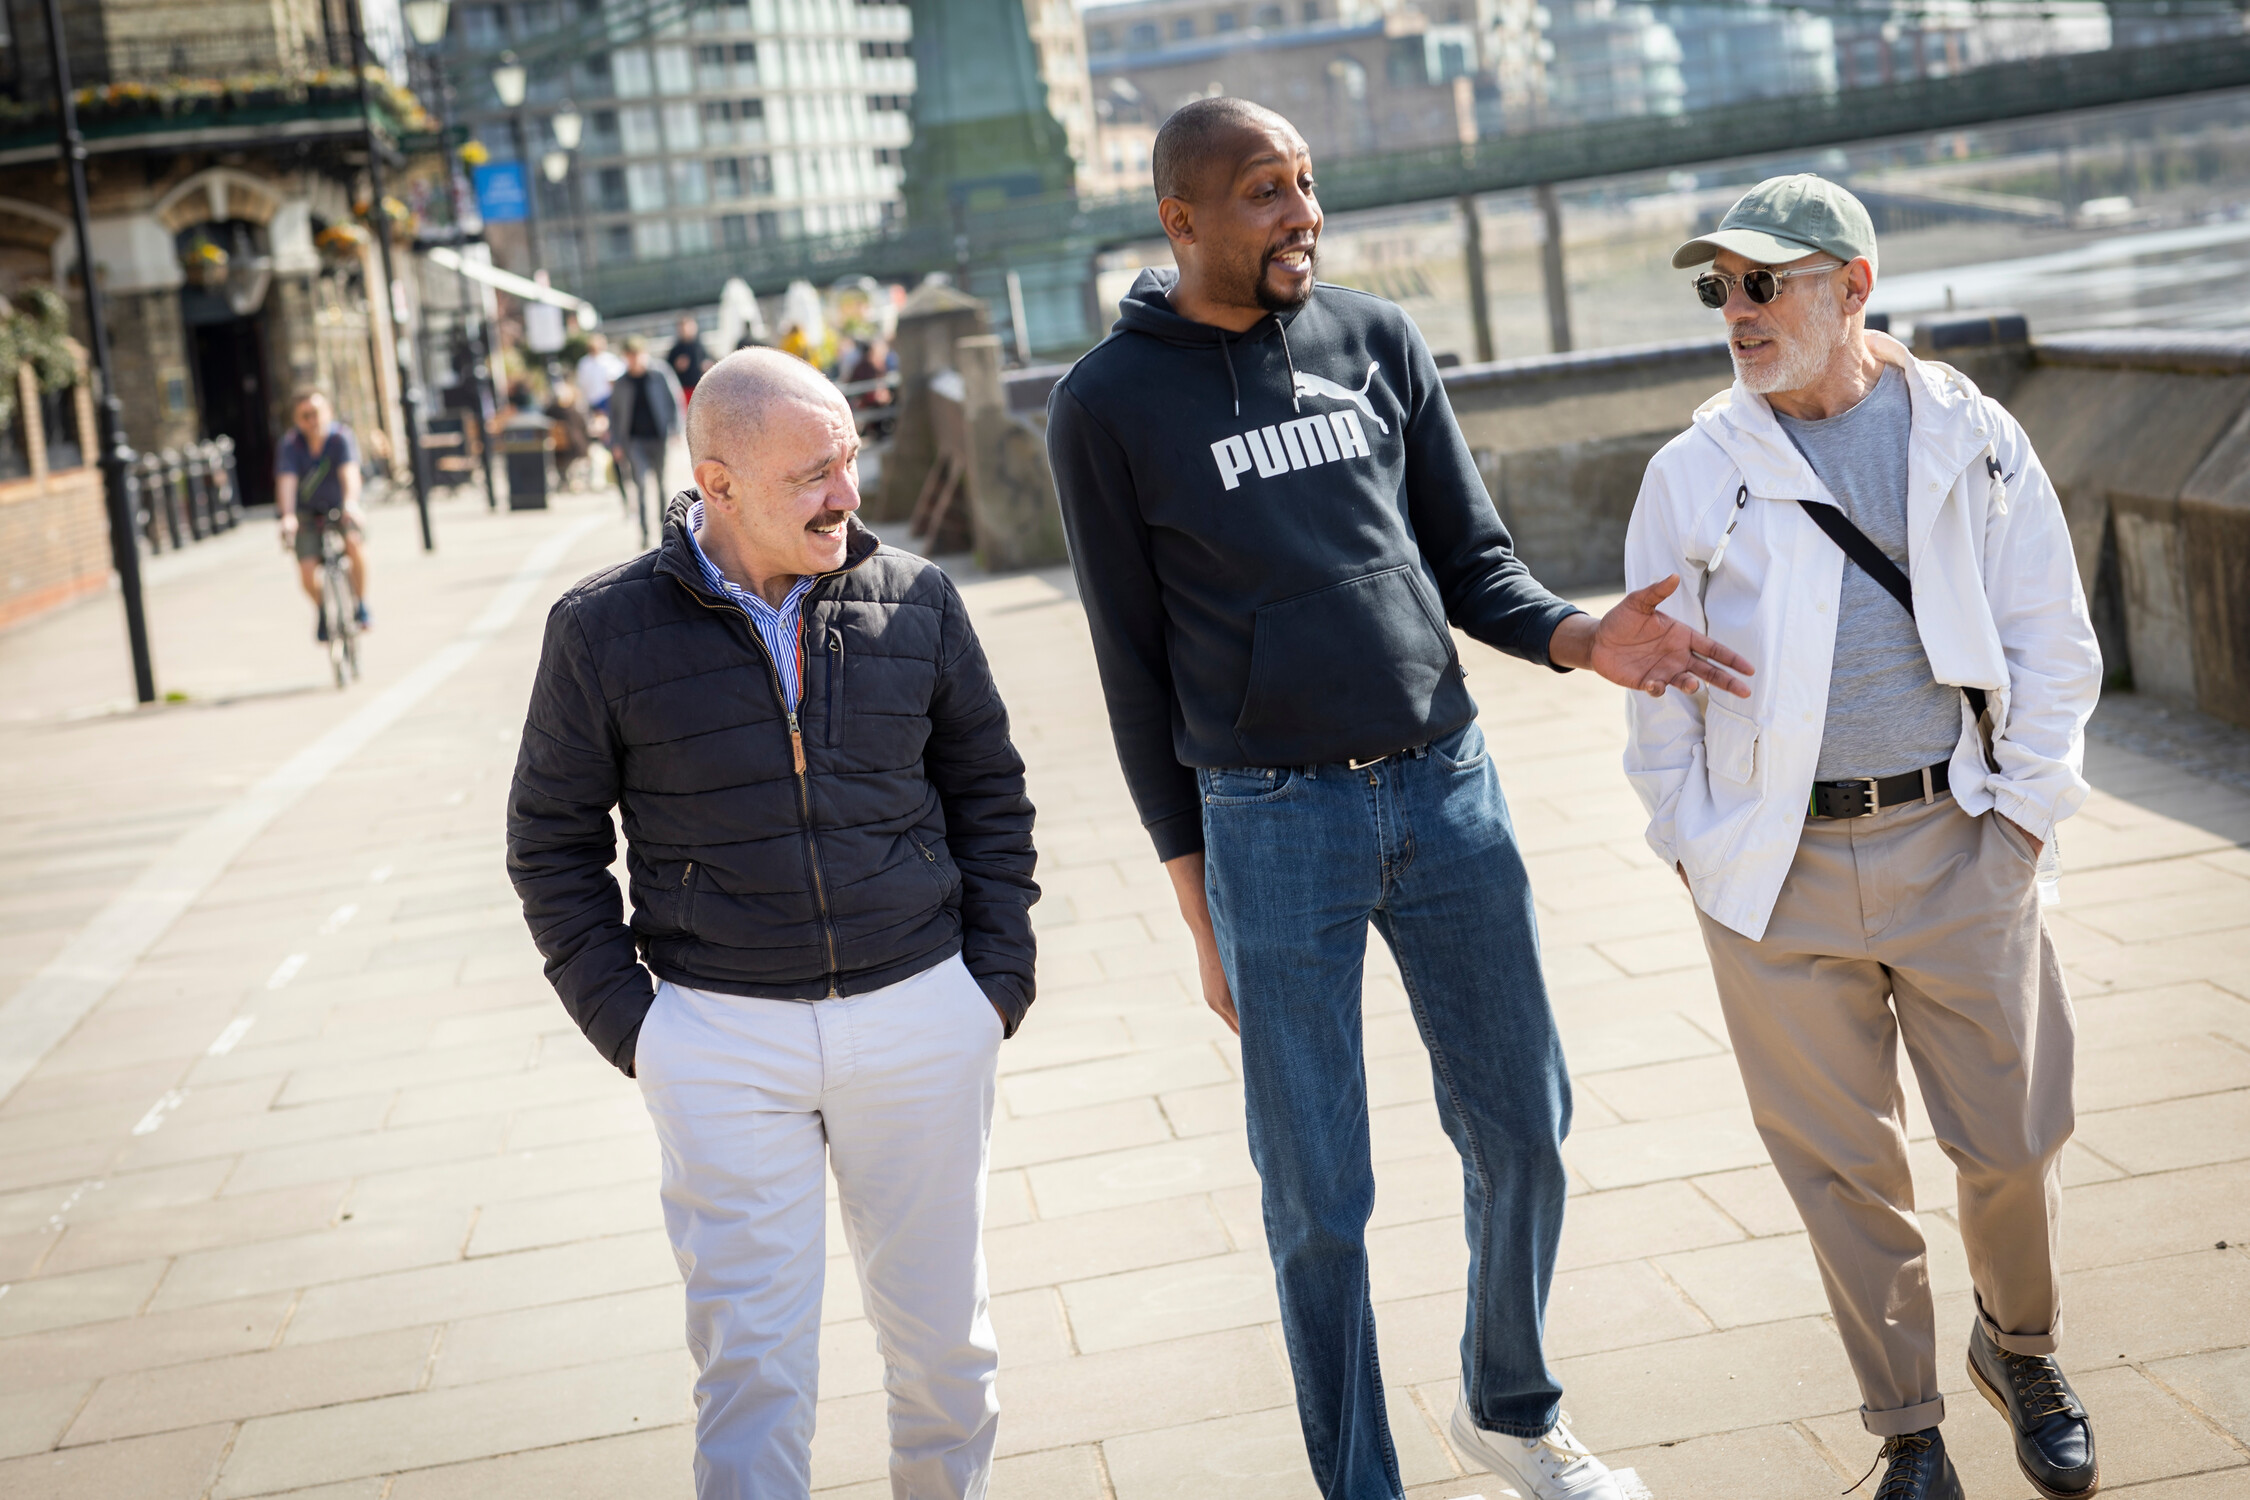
top-left (275, 388), bottom-right (370, 640)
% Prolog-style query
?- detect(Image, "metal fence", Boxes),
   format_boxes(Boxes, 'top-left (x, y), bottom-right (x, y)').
top-left (135, 439), bottom-right (245, 554)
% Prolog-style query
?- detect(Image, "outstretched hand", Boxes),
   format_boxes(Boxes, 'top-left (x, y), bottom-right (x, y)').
top-left (1550, 575), bottom-right (1755, 699)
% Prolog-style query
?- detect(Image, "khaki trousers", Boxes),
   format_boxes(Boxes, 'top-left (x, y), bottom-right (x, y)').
top-left (1695, 794), bottom-right (2074, 1436)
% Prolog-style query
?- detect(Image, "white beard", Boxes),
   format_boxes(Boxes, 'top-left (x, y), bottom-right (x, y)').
top-left (1734, 306), bottom-right (1849, 396)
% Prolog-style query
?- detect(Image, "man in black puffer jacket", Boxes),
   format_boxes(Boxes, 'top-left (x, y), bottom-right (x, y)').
top-left (507, 349), bottom-right (1036, 1499)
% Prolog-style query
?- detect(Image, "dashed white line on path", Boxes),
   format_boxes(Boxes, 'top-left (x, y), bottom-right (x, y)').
top-left (320, 903), bottom-right (358, 934)
top-left (207, 1016), bottom-right (257, 1055)
top-left (131, 1090), bottom-right (187, 1136)
top-left (0, 514), bottom-right (605, 1104)
top-left (266, 954), bottom-right (307, 990)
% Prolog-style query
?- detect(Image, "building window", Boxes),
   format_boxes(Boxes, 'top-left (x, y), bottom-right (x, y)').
top-left (713, 158), bottom-right (744, 198)
top-left (670, 159), bottom-right (710, 205)
top-left (612, 48), bottom-right (651, 96)
top-left (1089, 26), bottom-right (1113, 51)
top-left (701, 100), bottom-right (735, 144)
top-left (873, 146), bottom-right (901, 166)
top-left (697, 44), bottom-right (730, 91)
top-left (654, 45), bottom-right (693, 93)
top-left (1256, 4), bottom-right (1286, 24)
top-left (633, 221), bottom-right (674, 259)
top-left (1302, 0), bottom-right (1322, 19)
top-left (626, 161), bottom-right (667, 211)
top-left (745, 155), bottom-right (774, 195)
top-left (37, 387), bottom-right (81, 472)
top-left (859, 39), bottom-right (909, 58)
top-left (662, 101), bottom-right (701, 149)
top-left (595, 166), bottom-right (628, 211)
top-left (733, 42), bottom-right (760, 86)
top-left (1214, 12), bottom-right (1238, 32)
top-left (601, 224), bottom-right (633, 261)
top-left (620, 106), bottom-right (660, 154)
top-left (577, 53), bottom-right (612, 98)
top-left (1172, 17), bottom-right (1195, 39)
top-left (722, 214), bottom-right (752, 248)
top-left (739, 97), bottom-right (767, 143)
top-left (462, 5), bottom-right (503, 47)
top-left (587, 108), bottom-right (621, 155)
top-left (1129, 22), bottom-right (1159, 49)
top-left (677, 218), bottom-right (713, 254)
top-left (867, 93), bottom-right (909, 112)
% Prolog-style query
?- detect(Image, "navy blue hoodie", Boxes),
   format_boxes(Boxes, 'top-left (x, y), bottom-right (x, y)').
top-left (1047, 268), bottom-right (1582, 861)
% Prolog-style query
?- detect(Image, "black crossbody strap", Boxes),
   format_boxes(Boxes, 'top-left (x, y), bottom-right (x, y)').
top-left (1797, 498), bottom-right (1988, 721)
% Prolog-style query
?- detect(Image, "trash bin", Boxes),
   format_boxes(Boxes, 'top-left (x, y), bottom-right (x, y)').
top-left (496, 413), bottom-right (550, 510)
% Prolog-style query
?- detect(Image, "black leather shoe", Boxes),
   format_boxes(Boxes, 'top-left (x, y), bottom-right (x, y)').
top-left (1860, 1429), bottom-right (1962, 1500)
top-left (1968, 1318), bottom-right (2100, 1497)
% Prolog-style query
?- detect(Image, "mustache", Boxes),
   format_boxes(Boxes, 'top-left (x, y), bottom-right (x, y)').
top-left (1264, 237), bottom-right (1317, 264)
top-left (805, 508), bottom-right (853, 531)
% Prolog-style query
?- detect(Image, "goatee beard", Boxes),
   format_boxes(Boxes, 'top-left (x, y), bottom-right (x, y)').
top-left (1255, 249), bottom-right (1318, 313)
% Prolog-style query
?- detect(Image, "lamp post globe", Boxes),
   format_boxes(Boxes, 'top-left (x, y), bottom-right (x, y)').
top-left (403, 0), bottom-right (451, 46)
top-left (492, 51), bottom-right (528, 109)
top-left (542, 150), bottom-right (570, 184)
top-left (551, 104), bottom-right (583, 150)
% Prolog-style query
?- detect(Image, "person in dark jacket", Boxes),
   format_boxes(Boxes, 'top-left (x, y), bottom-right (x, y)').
top-left (1046, 98), bottom-right (1751, 1500)
top-left (508, 348), bottom-right (1037, 1500)
top-left (608, 336), bottom-right (684, 546)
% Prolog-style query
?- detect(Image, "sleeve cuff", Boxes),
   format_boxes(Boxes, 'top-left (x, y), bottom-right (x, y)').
top-left (1148, 807), bottom-right (1206, 862)
top-left (1540, 603), bottom-right (1588, 673)
top-left (1987, 787), bottom-right (2056, 844)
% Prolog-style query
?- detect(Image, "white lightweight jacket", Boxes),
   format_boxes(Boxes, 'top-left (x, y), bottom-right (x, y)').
top-left (1621, 333), bottom-right (2102, 941)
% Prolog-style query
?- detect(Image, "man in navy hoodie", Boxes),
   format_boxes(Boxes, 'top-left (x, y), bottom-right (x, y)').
top-left (1047, 98), bottom-right (1754, 1500)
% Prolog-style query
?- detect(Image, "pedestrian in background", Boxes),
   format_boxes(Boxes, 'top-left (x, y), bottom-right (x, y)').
top-left (609, 336), bottom-right (684, 547)
top-left (670, 314), bottom-right (713, 396)
top-left (508, 348), bottom-right (1038, 1499)
top-left (1624, 176), bottom-right (2103, 1500)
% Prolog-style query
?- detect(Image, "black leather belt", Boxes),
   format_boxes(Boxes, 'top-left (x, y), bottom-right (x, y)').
top-left (1809, 760), bottom-right (1950, 819)
top-left (1347, 743), bottom-right (1430, 771)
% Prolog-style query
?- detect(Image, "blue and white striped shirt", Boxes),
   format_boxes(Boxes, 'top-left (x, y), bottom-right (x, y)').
top-left (685, 500), bottom-right (816, 710)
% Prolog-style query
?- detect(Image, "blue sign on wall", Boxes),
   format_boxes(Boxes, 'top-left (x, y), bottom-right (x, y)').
top-left (474, 161), bottom-right (529, 224)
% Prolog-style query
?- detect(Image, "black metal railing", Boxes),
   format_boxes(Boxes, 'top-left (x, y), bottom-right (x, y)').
top-left (135, 439), bottom-right (243, 553)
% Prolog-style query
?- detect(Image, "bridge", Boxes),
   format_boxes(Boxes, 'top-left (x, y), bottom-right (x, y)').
top-left (551, 27), bottom-right (2250, 340)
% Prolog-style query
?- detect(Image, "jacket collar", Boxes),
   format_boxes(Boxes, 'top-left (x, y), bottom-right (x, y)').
top-left (653, 488), bottom-right (881, 603)
top-left (1689, 331), bottom-right (1999, 556)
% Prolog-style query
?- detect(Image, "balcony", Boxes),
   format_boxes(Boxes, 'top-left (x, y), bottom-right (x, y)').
top-left (0, 29), bottom-right (432, 165)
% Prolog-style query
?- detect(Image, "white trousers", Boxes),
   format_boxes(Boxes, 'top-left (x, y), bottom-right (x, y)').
top-left (635, 953), bottom-right (1004, 1500)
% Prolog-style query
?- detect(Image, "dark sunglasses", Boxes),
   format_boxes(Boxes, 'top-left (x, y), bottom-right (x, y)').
top-left (1694, 260), bottom-right (1842, 309)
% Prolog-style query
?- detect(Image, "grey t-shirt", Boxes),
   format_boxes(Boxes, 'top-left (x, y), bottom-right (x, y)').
top-left (1775, 365), bottom-right (1963, 781)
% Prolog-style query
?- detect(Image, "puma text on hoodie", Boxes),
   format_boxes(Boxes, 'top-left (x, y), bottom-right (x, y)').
top-left (1047, 269), bottom-right (1581, 860)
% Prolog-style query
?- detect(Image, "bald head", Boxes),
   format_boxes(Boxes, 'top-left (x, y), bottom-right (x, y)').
top-left (685, 346), bottom-right (851, 466)
top-left (1153, 96), bottom-right (1293, 203)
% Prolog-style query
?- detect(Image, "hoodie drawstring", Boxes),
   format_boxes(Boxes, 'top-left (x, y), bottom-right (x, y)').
top-left (1217, 331), bottom-right (1241, 417)
top-left (1274, 316), bottom-right (1303, 413)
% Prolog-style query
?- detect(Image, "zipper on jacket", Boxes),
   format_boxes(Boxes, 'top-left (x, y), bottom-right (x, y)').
top-left (826, 627), bottom-right (844, 745)
top-left (671, 574), bottom-right (844, 994)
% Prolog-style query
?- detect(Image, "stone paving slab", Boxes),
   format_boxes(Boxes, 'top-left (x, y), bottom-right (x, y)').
top-left (0, 481), bottom-right (2244, 1497)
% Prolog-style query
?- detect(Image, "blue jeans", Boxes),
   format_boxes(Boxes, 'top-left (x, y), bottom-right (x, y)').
top-left (1199, 722), bottom-right (1571, 1500)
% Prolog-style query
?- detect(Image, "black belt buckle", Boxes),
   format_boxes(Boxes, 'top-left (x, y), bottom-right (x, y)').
top-left (1811, 777), bottom-right (1881, 820)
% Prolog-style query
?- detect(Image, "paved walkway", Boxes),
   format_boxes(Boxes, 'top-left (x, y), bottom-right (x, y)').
top-left (0, 479), bottom-right (2244, 1498)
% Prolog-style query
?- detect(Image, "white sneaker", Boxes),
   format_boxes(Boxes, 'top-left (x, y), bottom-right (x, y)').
top-left (1449, 1396), bottom-right (1626, 1500)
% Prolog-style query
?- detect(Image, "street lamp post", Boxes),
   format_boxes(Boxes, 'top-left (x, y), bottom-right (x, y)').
top-left (550, 103), bottom-right (586, 276)
top-left (342, 0), bottom-right (434, 552)
top-left (405, 0), bottom-right (499, 511)
top-left (40, 0), bottom-right (154, 703)
top-left (491, 53), bottom-right (542, 275)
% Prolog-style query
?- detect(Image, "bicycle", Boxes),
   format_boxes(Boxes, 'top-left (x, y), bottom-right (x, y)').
top-left (313, 512), bottom-right (361, 689)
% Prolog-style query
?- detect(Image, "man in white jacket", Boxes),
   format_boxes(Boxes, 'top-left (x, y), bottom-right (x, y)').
top-left (1622, 177), bottom-right (2104, 1500)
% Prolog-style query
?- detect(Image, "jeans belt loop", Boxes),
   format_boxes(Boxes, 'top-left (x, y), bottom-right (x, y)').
top-left (1921, 765), bottom-right (1935, 806)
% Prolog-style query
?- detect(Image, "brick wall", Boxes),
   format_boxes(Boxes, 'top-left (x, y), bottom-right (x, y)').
top-left (0, 467), bottom-right (111, 632)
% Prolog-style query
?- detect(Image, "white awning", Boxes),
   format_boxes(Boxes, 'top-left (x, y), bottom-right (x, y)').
top-left (425, 245), bottom-right (599, 329)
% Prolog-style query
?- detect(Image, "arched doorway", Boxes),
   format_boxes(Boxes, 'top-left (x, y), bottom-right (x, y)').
top-left (178, 219), bottom-right (277, 507)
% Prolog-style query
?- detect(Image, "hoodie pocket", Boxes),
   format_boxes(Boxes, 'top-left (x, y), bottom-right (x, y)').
top-left (1234, 565), bottom-right (1461, 766)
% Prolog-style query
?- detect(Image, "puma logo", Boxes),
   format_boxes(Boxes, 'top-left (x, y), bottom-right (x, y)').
top-left (1291, 361), bottom-right (1390, 435)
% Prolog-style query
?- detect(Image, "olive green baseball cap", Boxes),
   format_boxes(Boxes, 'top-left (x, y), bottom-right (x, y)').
top-left (1671, 174), bottom-right (1878, 273)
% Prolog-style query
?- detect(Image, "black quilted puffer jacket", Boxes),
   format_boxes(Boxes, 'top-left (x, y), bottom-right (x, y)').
top-left (507, 494), bottom-right (1038, 1073)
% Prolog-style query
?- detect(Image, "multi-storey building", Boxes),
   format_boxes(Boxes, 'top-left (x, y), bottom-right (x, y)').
top-left (1082, 0), bottom-right (1487, 166)
top-left (439, 0), bottom-right (916, 277)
